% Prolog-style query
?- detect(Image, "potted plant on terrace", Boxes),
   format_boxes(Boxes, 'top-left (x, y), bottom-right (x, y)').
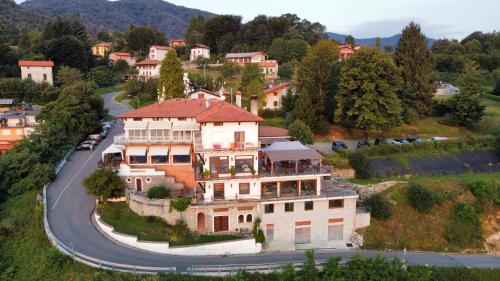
top-left (250, 167), bottom-right (256, 177)
top-left (229, 166), bottom-right (237, 177)
top-left (202, 169), bottom-right (210, 179)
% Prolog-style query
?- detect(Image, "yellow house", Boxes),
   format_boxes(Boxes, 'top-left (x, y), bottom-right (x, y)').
top-left (92, 42), bottom-right (112, 57)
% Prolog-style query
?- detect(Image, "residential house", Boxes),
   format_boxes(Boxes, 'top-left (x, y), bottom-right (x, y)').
top-left (225, 52), bottom-right (266, 66)
top-left (263, 82), bottom-right (289, 110)
top-left (187, 88), bottom-right (226, 101)
top-left (0, 108), bottom-right (38, 154)
top-left (110, 98), bottom-right (369, 250)
top-left (259, 60), bottom-right (279, 80)
top-left (136, 60), bottom-right (161, 79)
top-left (338, 45), bottom-right (355, 61)
top-left (190, 44), bottom-right (211, 61)
top-left (259, 126), bottom-right (290, 147)
top-left (92, 42), bottom-right (112, 57)
top-left (169, 39), bottom-right (186, 48)
top-left (18, 60), bottom-right (54, 85)
top-left (148, 45), bottom-right (174, 62)
top-left (109, 52), bottom-right (136, 66)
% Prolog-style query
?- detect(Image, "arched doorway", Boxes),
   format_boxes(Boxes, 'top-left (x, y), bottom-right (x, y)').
top-left (197, 212), bottom-right (205, 232)
top-left (135, 178), bottom-right (142, 192)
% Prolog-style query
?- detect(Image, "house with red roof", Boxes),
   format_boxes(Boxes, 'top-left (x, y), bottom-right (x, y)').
top-left (263, 82), bottom-right (289, 110)
top-left (109, 52), bottom-right (136, 66)
top-left (92, 42), bottom-right (112, 57)
top-left (148, 45), bottom-right (174, 62)
top-left (190, 44), bottom-right (211, 61)
top-left (105, 97), bottom-right (368, 248)
top-left (259, 60), bottom-right (279, 80)
top-left (169, 39), bottom-right (186, 48)
top-left (18, 60), bottom-right (54, 85)
top-left (136, 59), bottom-right (161, 79)
top-left (338, 45), bottom-right (355, 61)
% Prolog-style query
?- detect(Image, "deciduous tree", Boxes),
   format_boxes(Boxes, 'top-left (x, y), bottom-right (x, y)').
top-left (84, 168), bottom-right (126, 203)
top-left (336, 47), bottom-right (402, 138)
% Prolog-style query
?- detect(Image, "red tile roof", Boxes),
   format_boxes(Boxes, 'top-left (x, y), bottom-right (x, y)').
top-left (119, 98), bottom-right (263, 122)
top-left (136, 59), bottom-right (161, 66)
top-left (259, 126), bottom-right (289, 138)
top-left (112, 52), bottom-right (131, 57)
top-left (119, 99), bottom-right (207, 118)
top-left (258, 60), bottom-right (278, 67)
top-left (264, 82), bottom-right (289, 94)
top-left (196, 101), bottom-right (263, 123)
top-left (191, 44), bottom-right (210, 49)
top-left (18, 60), bottom-right (54, 67)
top-left (93, 42), bottom-right (112, 48)
top-left (151, 45), bottom-right (174, 51)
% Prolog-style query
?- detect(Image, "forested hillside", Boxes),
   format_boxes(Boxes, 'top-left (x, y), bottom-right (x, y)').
top-left (21, 0), bottom-right (215, 39)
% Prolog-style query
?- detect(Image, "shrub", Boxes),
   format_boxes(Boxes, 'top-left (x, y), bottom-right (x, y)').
top-left (147, 185), bottom-right (171, 199)
top-left (446, 202), bottom-right (483, 248)
top-left (464, 179), bottom-right (500, 205)
top-left (433, 189), bottom-right (452, 205)
top-left (404, 107), bottom-right (420, 124)
top-left (169, 197), bottom-right (191, 212)
top-left (493, 79), bottom-right (500, 96)
top-left (348, 151), bottom-right (372, 179)
top-left (259, 108), bottom-right (284, 118)
top-left (406, 183), bottom-right (435, 213)
top-left (364, 194), bottom-right (392, 220)
top-left (253, 217), bottom-right (265, 243)
top-left (288, 120), bottom-right (313, 144)
top-left (315, 115), bottom-right (330, 136)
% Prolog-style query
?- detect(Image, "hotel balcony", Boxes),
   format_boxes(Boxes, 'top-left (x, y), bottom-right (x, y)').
top-left (114, 134), bottom-right (200, 145)
top-left (193, 140), bottom-right (260, 152)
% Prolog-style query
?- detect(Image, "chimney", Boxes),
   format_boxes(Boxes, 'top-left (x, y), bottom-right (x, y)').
top-left (235, 91), bottom-right (242, 108)
top-left (250, 95), bottom-right (258, 116)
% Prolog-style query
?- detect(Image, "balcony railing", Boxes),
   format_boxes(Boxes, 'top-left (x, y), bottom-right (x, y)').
top-left (114, 134), bottom-right (201, 145)
top-left (194, 141), bottom-right (260, 152)
top-left (259, 165), bottom-right (330, 178)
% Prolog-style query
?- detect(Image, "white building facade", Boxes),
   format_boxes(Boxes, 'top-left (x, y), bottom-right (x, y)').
top-left (190, 44), bottom-right (211, 61)
top-left (112, 98), bottom-right (369, 250)
top-left (18, 60), bottom-right (54, 85)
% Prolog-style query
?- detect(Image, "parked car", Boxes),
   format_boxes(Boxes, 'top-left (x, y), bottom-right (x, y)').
top-left (331, 141), bottom-right (348, 152)
top-left (394, 138), bottom-right (410, 144)
top-left (87, 134), bottom-right (103, 142)
top-left (431, 136), bottom-right (449, 141)
top-left (374, 138), bottom-right (388, 145)
top-left (101, 121), bottom-right (114, 131)
top-left (76, 140), bottom-right (97, 151)
top-left (357, 140), bottom-right (370, 149)
top-left (99, 128), bottom-right (109, 139)
top-left (406, 137), bottom-right (423, 143)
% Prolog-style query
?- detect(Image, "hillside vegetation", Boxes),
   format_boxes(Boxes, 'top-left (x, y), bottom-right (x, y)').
top-left (22, 0), bottom-right (215, 39)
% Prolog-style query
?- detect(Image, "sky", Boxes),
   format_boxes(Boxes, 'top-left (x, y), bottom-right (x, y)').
top-left (166, 0), bottom-right (499, 39)
top-left (15, 0), bottom-right (499, 39)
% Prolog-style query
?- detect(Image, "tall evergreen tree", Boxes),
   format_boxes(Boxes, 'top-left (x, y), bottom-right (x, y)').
top-left (157, 51), bottom-right (184, 101)
top-left (293, 92), bottom-right (316, 130)
top-left (394, 22), bottom-right (435, 118)
top-left (344, 35), bottom-right (355, 46)
top-left (296, 39), bottom-right (339, 130)
top-left (240, 63), bottom-right (264, 108)
top-left (335, 47), bottom-right (402, 138)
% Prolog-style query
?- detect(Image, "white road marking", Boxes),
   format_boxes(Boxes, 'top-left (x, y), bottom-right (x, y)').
top-left (51, 129), bottom-right (115, 210)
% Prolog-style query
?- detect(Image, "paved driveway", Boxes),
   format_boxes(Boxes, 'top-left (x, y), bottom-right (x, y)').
top-left (45, 93), bottom-right (500, 272)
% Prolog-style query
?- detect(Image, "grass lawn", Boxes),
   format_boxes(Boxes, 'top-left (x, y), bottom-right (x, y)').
top-left (350, 171), bottom-right (500, 185)
top-left (262, 117), bottom-right (287, 128)
top-left (97, 84), bottom-right (124, 95)
top-left (98, 202), bottom-right (242, 246)
top-left (358, 173), bottom-right (500, 252)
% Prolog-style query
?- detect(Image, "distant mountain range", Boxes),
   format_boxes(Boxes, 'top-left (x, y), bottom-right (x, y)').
top-left (0, 0), bottom-right (51, 40)
top-left (21, 0), bottom-right (215, 39)
top-left (327, 32), bottom-right (436, 48)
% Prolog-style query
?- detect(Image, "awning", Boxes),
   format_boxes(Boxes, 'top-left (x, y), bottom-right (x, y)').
top-left (171, 122), bottom-right (199, 131)
top-left (149, 146), bottom-right (169, 156)
top-left (262, 141), bottom-right (322, 162)
top-left (101, 144), bottom-right (124, 161)
top-left (148, 121), bottom-right (172, 129)
top-left (124, 121), bottom-right (147, 130)
top-left (171, 146), bottom-right (191, 155)
top-left (127, 146), bottom-right (147, 156)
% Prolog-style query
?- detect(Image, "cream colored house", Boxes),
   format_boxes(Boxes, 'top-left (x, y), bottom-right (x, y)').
top-left (190, 44), bottom-right (211, 61)
top-left (107, 97), bottom-right (370, 251)
top-left (18, 60), bottom-right (54, 85)
top-left (148, 45), bottom-right (174, 62)
top-left (92, 42), bottom-right (112, 57)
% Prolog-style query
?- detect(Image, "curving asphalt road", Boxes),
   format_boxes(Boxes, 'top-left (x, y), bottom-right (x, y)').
top-left (45, 92), bottom-right (500, 273)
